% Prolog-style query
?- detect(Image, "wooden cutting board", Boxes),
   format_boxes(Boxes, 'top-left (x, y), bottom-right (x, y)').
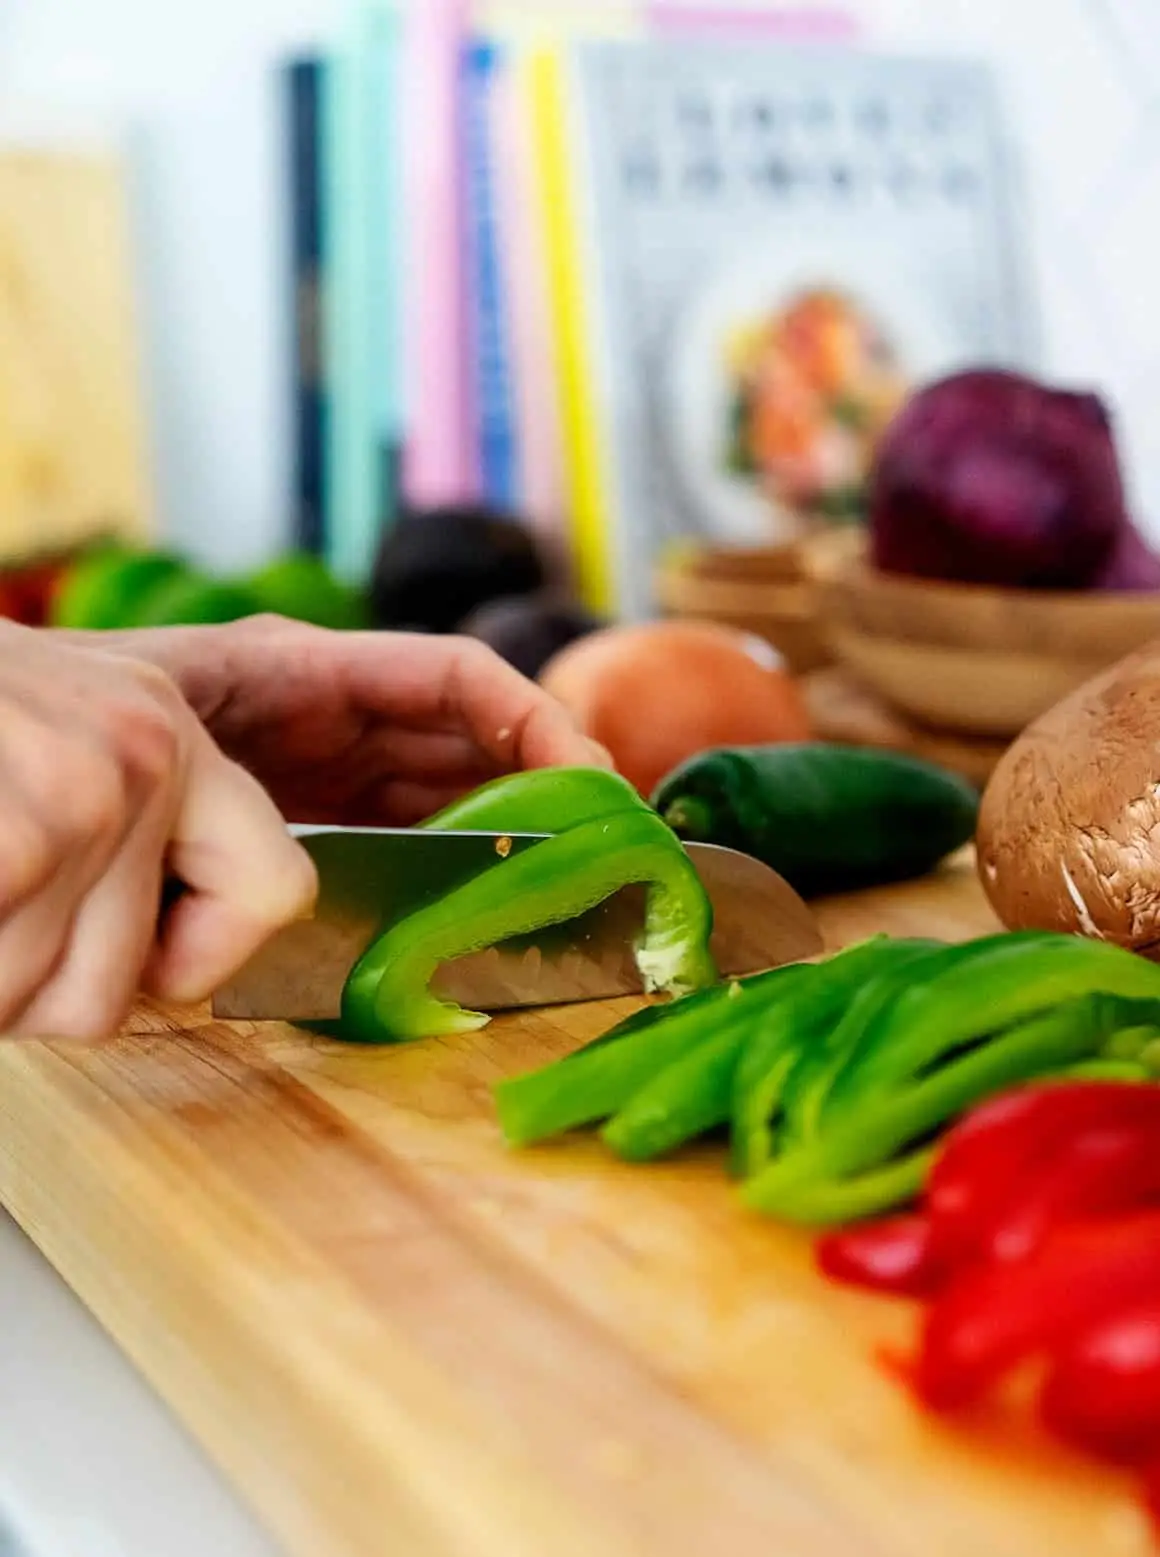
top-left (0, 860), bottom-right (1152, 1557)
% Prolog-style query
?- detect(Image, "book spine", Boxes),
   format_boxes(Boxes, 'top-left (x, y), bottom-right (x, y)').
top-left (286, 57), bottom-right (327, 555)
top-left (365, 1), bottom-right (405, 547)
top-left (528, 48), bottom-right (617, 614)
top-left (461, 40), bottom-right (518, 512)
top-left (497, 51), bottom-right (566, 548)
top-left (401, 0), bottom-right (478, 508)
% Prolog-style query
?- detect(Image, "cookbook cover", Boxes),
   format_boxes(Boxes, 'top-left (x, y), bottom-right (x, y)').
top-left (562, 41), bottom-right (1036, 619)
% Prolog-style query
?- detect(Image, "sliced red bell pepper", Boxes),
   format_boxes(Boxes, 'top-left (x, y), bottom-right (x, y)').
top-left (986, 1126), bottom-right (1160, 1266)
top-left (1039, 1303), bottom-right (1160, 1466)
top-left (916, 1212), bottom-right (1160, 1410)
top-left (816, 1212), bottom-right (947, 1299)
top-left (924, 1082), bottom-right (1160, 1274)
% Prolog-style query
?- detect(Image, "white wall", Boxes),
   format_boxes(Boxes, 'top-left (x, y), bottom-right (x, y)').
top-left (2, 0), bottom-right (1159, 563)
top-left (0, 0), bottom-right (339, 568)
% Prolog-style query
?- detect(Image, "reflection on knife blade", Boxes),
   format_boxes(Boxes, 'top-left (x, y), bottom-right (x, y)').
top-left (212, 830), bottom-right (821, 1023)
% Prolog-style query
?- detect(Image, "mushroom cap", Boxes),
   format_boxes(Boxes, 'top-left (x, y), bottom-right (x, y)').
top-left (977, 638), bottom-right (1160, 955)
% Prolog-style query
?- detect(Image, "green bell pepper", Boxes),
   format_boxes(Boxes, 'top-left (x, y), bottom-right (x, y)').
top-left (495, 962), bottom-right (809, 1147)
top-left (743, 993), bottom-right (1160, 1225)
top-left (729, 935), bottom-right (942, 1177)
top-left (340, 767), bottom-right (718, 1043)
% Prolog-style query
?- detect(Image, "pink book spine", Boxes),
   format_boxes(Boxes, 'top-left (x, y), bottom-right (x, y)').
top-left (401, 0), bottom-right (480, 509)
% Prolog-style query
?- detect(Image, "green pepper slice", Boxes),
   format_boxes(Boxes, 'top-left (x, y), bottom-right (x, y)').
top-left (730, 936), bottom-right (942, 1177)
top-left (744, 993), bottom-right (1160, 1225)
top-left (494, 962), bottom-right (811, 1146)
top-left (341, 805), bottom-right (717, 1043)
top-left (421, 766), bottom-right (651, 833)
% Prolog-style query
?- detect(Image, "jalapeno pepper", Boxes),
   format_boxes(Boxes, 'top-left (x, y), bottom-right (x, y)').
top-left (341, 768), bottom-right (717, 1043)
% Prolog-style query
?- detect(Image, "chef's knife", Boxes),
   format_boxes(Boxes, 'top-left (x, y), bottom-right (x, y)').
top-left (212, 825), bottom-right (823, 1022)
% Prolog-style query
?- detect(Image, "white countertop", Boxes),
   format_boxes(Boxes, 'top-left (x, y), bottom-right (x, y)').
top-left (0, 1212), bottom-right (281, 1557)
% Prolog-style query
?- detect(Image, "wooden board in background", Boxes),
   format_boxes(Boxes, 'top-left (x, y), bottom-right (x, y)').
top-left (0, 150), bottom-right (152, 560)
top-left (0, 862), bottom-right (1152, 1557)
top-left (804, 667), bottom-right (1010, 787)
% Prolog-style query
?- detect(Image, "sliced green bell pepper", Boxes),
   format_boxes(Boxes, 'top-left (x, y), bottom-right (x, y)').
top-left (495, 962), bottom-right (809, 1147)
top-left (743, 993), bottom-right (1160, 1225)
top-left (729, 935), bottom-right (942, 1177)
top-left (420, 765), bottom-right (651, 833)
top-left (340, 767), bottom-right (718, 1043)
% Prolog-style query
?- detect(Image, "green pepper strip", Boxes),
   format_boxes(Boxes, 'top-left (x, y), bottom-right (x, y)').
top-left (821, 932), bottom-right (1160, 1127)
top-left (730, 936), bottom-right (941, 1177)
top-left (494, 962), bottom-right (812, 1146)
top-left (601, 1023), bottom-right (747, 1162)
top-left (775, 940), bottom-right (957, 1153)
top-left (742, 994), bottom-right (1160, 1225)
top-left (342, 806), bottom-right (718, 1043)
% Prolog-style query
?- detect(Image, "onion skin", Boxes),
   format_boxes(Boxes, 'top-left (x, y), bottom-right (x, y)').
top-left (538, 620), bottom-right (814, 797)
top-left (869, 369), bottom-right (1130, 590)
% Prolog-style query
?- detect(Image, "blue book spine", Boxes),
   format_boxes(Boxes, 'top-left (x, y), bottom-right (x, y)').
top-left (365, 1), bottom-right (405, 545)
top-left (286, 57), bottom-right (327, 554)
top-left (461, 39), bottom-right (519, 511)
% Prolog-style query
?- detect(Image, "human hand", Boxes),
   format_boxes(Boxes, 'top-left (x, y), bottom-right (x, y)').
top-left (0, 623), bottom-right (316, 1039)
top-left (79, 615), bottom-right (612, 825)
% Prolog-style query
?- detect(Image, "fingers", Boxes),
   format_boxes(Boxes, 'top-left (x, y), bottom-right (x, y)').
top-left (0, 630), bottom-right (317, 1040)
top-left (8, 785), bottom-right (172, 1041)
top-left (343, 633), bottom-right (613, 771)
top-left (0, 708), bottom-right (140, 1031)
top-left (141, 725), bottom-right (318, 1004)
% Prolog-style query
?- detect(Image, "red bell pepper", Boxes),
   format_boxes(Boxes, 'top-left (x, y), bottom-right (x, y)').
top-left (1039, 1303), bottom-right (1160, 1465)
top-left (916, 1211), bottom-right (1160, 1410)
top-left (816, 1081), bottom-right (1160, 1532)
top-left (818, 1084), bottom-right (1160, 1301)
top-left (816, 1213), bottom-right (946, 1299)
top-left (925, 1082), bottom-right (1160, 1273)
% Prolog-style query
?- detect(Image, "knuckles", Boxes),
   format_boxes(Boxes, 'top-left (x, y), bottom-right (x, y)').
top-left (0, 816), bottom-right (55, 906)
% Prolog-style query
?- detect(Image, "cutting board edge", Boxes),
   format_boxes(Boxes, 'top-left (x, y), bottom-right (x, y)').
top-left (0, 1041), bottom-right (625, 1557)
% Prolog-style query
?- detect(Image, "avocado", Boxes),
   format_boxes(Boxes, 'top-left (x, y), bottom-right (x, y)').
top-left (459, 592), bottom-right (605, 680)
top-left (369, 505), bottom-right (549, 633)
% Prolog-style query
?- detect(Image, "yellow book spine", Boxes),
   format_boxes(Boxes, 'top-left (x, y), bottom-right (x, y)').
top-left (527, 48), bottom-right (616, 615)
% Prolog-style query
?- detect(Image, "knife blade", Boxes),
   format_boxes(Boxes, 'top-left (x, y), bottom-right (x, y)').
top-left (211, 825), bottom-right (823, 1022)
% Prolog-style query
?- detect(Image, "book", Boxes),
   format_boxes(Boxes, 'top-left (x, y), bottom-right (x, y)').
top-left (525, 47), bottom-right (619, 613)
top-left (363, 2), bottom-right (406, 548)
top-left (553, 40), bottom-right (1036, 620)
top-left (401, 0), bottom-right (478, 509)
top-left (285, 58), bottom-right (328, 556)
top-left (460, 39), bottom-right (519, 512)
top-left (320, 2), bottom-right (405, 583)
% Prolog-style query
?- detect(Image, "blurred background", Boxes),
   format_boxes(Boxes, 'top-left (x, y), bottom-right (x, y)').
top-left (2, 0), bottom-right (1159, 786)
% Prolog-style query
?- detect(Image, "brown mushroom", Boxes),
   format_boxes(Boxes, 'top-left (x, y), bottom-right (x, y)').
top-left (977, 637), bottom-right (1160, 955)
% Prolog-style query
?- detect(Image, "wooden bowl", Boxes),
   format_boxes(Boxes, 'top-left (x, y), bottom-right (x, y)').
top-left (820, 555), bottom-right (1160, 738)
top-left (655, 530), bottom-right (861, 675)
